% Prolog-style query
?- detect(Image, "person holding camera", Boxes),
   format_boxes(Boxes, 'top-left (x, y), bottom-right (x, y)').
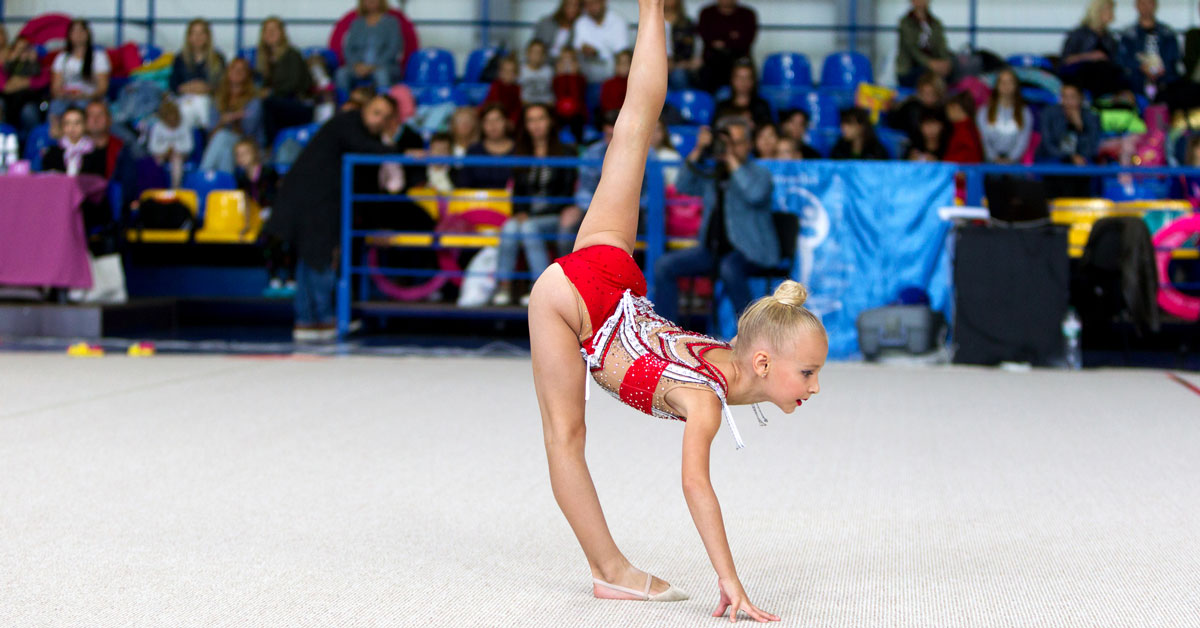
top-left (652, 116), bottom-right (779, 325)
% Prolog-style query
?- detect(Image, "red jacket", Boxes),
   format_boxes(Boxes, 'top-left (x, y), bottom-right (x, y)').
top-left (483, 81), bottom-right (522, 126)
top-left (599, 76), bottom-right (628, 114)
top-left (100, 135), bottom-right (125, 179)
top-left (944, 119), bottom-right (983, 164)
top-left (553, 73), bottom-right (587, 119)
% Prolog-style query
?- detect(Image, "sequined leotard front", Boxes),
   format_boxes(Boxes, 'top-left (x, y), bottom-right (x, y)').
top-left (555, 245), bottom-right (758, 449)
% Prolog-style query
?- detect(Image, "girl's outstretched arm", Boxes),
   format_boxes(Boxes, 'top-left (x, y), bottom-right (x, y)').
top-left (572, 0), bottom-right (668, 254)
top-left (675, 391), bottom-right (781, 623)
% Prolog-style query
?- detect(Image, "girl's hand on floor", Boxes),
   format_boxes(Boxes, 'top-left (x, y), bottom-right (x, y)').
top-left (713, 577), bottom-right (780, 623)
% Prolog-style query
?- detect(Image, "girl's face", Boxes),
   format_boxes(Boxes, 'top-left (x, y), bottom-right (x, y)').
top-left (776, 138), bottom-right (799, 160)
top-left (69, 23), bottom-right (90, 49)
top-left (429, 139), bottom-right (451, 157)
top-left (1100, 1), bottom-right (1115, 25)
top-left (945, 102), bottom-right (966, 123)
top-left (562, 0), bottom-right (582, 21)
top-left (498, 60), bottom-right (518, 84)
top-left (556, 51), bottom-right (579, 74)
top-left (451, 110), bottom-right (478, 142)
top-left (1061, 86), bottom-right (1082, 112)
top-left (911, 0), bottom-right (930, 11)
top-left (228, 59), bottom-right (250, 85)
top-left (614, 53), bottom-right (632, 77)
top-left (755, 126), bottom-right (779, 158)
top-left (731, 67), bottom-right (755, 97)
top-left (526, 43), bottom-right (546, 68)
top-left (234, 144), bottom-right (257, 169)
top-left (921, 119), bottom-right (944, 143)
top-left (996, 71), bottom-right (1018, 99)
top-left (63, 111), bottom-right (85, 143)
top-left (759, 329), bottom-right (827, 414)
top-left (482, 110), bottom-right (508, 141)
top-left (664, 0), bottom-right (680, 11)
top-left (362, 0), bottom-right (383, 13)
top-left (524, 106), bottom-right (552, 142)
top-left (782, 112), bottom-right (808, 140)
top-left (840, 120), bottom-right (862, 142)
top-left (262, 21), bottom-right (283, 48)
top-left (188, 24), bottom-right (209, 51)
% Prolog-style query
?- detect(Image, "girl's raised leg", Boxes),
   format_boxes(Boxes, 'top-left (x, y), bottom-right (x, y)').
top-left (572, 0), bottom-right (668, 256)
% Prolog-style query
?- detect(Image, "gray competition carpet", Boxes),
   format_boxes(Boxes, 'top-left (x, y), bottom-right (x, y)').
top-left (1, 353), bottom-right (1198, 627)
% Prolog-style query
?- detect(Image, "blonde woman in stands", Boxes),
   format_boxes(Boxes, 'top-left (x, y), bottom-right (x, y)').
top-left (528, 0), bottom-right (824, 621)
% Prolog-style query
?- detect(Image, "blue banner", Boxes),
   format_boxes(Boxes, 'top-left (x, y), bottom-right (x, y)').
top-left (722, 161), bottom-right (956, 358)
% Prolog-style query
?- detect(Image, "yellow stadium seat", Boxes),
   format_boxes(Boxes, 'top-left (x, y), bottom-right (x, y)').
top-left (195, 190), bottom-right (261, 243)
top-left (1050, 198), bottom-right (1122, 257)
top-left (1114, 200), bottom-right (1193, 237)
top-left (406, 186), bottom-right (443, 222)
top-left (446, 188), bottom-right (512, 219)
top-left (126, 189), bottom-right (199, 243)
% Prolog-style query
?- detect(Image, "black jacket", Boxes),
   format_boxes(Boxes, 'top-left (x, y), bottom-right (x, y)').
top-left (236, 165), bottom-right (280, 209)
top-left (41, 145), bottom-right (108, 177)
top-left (512, 146), bottom-right (578, 216)
top-left (268, 110), bottom-right (395, 270)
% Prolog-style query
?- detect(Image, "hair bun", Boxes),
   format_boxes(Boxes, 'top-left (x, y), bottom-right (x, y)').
top-left (772, 281), bottom-right (808, 308)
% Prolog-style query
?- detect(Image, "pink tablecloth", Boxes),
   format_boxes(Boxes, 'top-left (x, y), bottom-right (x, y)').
top-left (0, 173), bottom-right (106, 289)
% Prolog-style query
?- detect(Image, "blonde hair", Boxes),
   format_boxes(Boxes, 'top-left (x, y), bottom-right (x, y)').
top-left (358, 0), bottom-right (389, 15)
top-left (1081, 0), bottom-right (1113, 31)
top-left (182, 19), bottom-right (223, 84)
top-left (733, 280), bottom-right (825, 356)
top-left (256, 17), bottom-right (290, 78)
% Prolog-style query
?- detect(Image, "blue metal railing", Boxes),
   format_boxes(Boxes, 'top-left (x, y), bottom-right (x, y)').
top-left (337, 154), bottom-right (1200, 339)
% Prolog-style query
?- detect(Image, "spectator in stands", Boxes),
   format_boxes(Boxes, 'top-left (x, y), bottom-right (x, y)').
top-left (492, 103), bottom-right (581, 307)
top-left (599, 48), bottom-right (632, 118)
top-left (753, 123), bottom-right (780, 159)
top-left (2, 35), bottom-right (47, 134)
top-left (341, 85), bottom-right (375, 112)
top-left (778, 109), bottom-right (822, 159)
top-left (1062, 0), bottom-right (1129, 98)
top-left (266, 94), bottom-right (398, 342)
top-left (1119, 0), bottom-right (1180, 100)
top-left (573, 0), bottom-right (630, 83)
top-left (575, 109), bottom-right (620, 212)
top-left (42, 106), bottom-right (104, 176)
top-left (425, 132), bottom-right (454, 193)
top-left (200, 58), bottom-right (263, 173)
top-left (943, 91), bottom-right (983, 164)
top-left (653, 116), bottom-right (777, 324)
top-left (483, 55), bottom-right (523, 126)
top-left (831, 107), bottom-right (890, 160)
top-left (776, 136), bottom-right (802, 159)
top-left (976, 68), bottom-right (1032, 164)
top-left (665, 0), bottom-right (700, 90)
top-left (905, 109), bottom-right (948, 161)
top-left (49, 20), bottom-right (110, 138)
top-left (553, 48), bottom-right (588, 142)
top-left (520, 40), bottom-right (555, 106)
top-left (336, 0), bottom-right (403, 94)
top-left (170, 19), bottom-right (225, 131)
top-left (234, 138), bottom-right (291, 294)
top-left (652, 118), bottom-right (682, 186)
top-left (455, 103), bottom-right (515, 189)
top-left (888, 71), bottom-right (945, 141)
top-left (533, 0), bottom-right (581, 58)
top-left (449, 105), bottom-right (480, 157)
top-left (149, 98), bottom-right (193, 189)
top-left (1037, 82), bottom-right (1100, 197)
top-left (896, 0), bottom-right (952, 89)
top-left (84, 99), bottom-right (132, 182)
top-left (257, 17), bottom-right (314, 146)
top-left (697, 0), bottom-right (758, 91)
top-left (714, 58), bottom-right (772, 128)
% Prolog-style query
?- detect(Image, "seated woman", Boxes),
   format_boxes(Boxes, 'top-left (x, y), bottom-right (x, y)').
top-left (42, 106), bottom-right (112, 240)
top-left (830, 107), bottom-right (890, 160)
top-left (904, 108), bottom-right (949, 162)
top-left (532, 0), bottom-right (580, 58)
top-left (170, 19), bottom-right (226, 130)
top-left (200, 58), bottom-right (264, 173)
top-left (1037, 82), bottom-right (1100, 198)
top-left (257, 17), bottom-right (314, 145)
top-left (713, 58), bottom-right (773, 128)
top-left (454, 103), bottom-right (516, 189)
top-left (1061, 0), bottom-right (1128, 98)
top-left (335, 0), bottom-right (403, 93)
top-left (493, 103), bottom-right (581, 307)
top-left (975, 68), bottom-right (1033, 164)
top-left (49, 20), bottom-right (110, 137)
top-left (2, 35), bottom-right (50, 134)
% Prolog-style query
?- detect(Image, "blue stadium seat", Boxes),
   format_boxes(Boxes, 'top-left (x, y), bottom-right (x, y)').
top-left (818, 85), bottom-right (857, 112)
top-left (24, 123), bottom-right (54, 170)
top-left (665, 89), bottom-right (715, 125)
top-left (238, 46), bottom-right (257, 69)
top-left (304, 46), bottom-right (340, 71)
top-left (806, 127), bottom-right (841, 158)
top-left (272, 122), bottom-right (322, 174)
top-left (760, 88), bottom-right (839, 130)
top-left (668, 125), bottom-right (700, 157)
top-left (405, 48), bottom-right (456, 86)
top-left (456, 82), bottom-right (491, 105)
top-left (820, 51), bottom-right (873, 89)
top-left (875, 126), bottom-right (908, 159)
top-left (182, 169), bottom-right (237, 219)
top-left (1021, 86), bottom-right (1060, 106)
top-left (713, 85), bottom-right (732, 103)
top-left (138, 44), bottom-right (162, 63)
top-left (463, 47), bottom-right (501, 83)
top-left (586, 83), bottom-right (603, 118)
top-left (762, 52), bottom-right (813, 88)
top-left (414, 84), bottom-right (461, 106)
top-left (0, 122), bottom-right (15, 136)
top-left (1008, 54), bottom-right (1054, 72)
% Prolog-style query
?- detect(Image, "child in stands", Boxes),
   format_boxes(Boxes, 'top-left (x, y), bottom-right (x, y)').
top-left (149, 98), bottom-right (193, 188)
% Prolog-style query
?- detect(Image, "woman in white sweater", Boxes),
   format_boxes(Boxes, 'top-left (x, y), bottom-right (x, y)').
top-left (976, 68), bottom-right (1033, 164)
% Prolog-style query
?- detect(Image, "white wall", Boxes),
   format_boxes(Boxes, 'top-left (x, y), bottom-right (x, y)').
top-left (5, 0), bottom-right (1200, 83)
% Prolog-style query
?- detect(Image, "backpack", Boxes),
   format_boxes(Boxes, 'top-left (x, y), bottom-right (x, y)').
top-left (132, 199), bottom-right (194, 230)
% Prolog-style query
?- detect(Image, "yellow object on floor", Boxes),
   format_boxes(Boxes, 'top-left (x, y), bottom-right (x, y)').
top-left (127, 342), bottom-right (156, 357)
top-left (66, 342), bottom-right (104, 357)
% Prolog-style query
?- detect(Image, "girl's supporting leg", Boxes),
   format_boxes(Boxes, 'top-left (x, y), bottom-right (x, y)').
top-left (571, 0), bottom-right (667, 256)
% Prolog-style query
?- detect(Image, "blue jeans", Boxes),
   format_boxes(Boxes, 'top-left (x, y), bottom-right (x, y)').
top-left (335, 65), bottom-right (395, 94)
top-left (294, 259), bottom-right (336, 327)
top-left (496, 214), bottom-right (572, 281)
top-left (653, 247), bottom-right (760, 324)
top-left (199, 128), bottom-right (238, 173)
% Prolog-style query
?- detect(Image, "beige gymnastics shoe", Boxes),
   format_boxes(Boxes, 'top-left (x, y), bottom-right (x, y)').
top-left (592, 573), bottom-right (689, 602)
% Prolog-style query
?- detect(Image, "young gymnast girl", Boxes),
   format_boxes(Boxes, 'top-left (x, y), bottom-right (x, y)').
top-left (528, 0), bottom-right (827, 622)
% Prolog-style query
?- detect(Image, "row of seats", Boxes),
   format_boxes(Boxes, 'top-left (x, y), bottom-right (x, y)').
top-left (131, 187), bottom-right (261, 244)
